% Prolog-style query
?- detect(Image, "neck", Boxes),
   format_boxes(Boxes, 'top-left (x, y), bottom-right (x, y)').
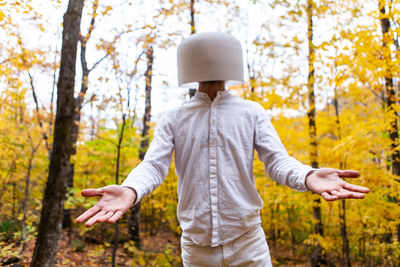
top-left (198, 81), bottom-right (225, 101)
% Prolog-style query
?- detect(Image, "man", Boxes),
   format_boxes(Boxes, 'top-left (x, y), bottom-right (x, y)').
top-left (76, 32), bottom-right (370, 266)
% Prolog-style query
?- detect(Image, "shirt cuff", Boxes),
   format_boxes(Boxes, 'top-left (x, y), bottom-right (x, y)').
top-left (297, 167), bottom-right (318, 192)
top-left (121, 180), bottom-right (146, 206)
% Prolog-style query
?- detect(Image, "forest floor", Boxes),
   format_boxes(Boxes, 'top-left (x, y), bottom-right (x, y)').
top-left (3, 229), bottom-right (367, 266)
top-left (15, 229), bottom-right (181, 266)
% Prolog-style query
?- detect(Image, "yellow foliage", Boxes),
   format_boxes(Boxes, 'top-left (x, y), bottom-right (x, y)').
top-left (0, 0), bottom-right (399, 265)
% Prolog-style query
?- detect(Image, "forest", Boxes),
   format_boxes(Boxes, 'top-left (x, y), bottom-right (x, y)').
top-left (0, 0), bottom-right (399, 266)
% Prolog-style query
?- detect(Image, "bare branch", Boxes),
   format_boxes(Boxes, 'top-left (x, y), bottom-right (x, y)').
top-left (27, 71), bottom-right (51, 152)
top-left (28, 72), bottom-right (40, 114)
top-left (81, 93), bottom-right (97, 109)
top-left (126, 50), bottom-right (145, 110)
top-left (84, 0), bottom-right (98, 42)
top-left (76, 0), bottom-right (99, 111)
top-left (89, 53), bottom-right (108, 71)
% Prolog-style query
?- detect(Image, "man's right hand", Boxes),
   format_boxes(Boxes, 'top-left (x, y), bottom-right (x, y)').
top-left (76, 185), bottom-right (137, 227)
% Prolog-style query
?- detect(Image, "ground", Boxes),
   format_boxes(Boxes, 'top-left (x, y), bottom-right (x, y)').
top-left (1, 229), bottom-right (367, 266)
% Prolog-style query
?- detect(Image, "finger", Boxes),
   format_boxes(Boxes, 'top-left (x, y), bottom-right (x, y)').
top-left (342, 182), bottom-right (370, 193)
top-left (331, 189), bottom-right (365, 199)
top-left (81, 188), bottom-right (104, 197)
top-left (76, 205), bottom-right (101, 223)
top-left (85, 210), bottom-right (106, 227)
top-left (337, 170), bottom-right (360, 178)
top-left (321, 192), bottom-right (338, 201)
top-left (97, 211), bottom-right (115, 223)
top-left (108, 210), bottom-right (124, 224)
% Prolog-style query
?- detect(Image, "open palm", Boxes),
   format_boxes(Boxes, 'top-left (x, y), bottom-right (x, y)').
top-left (76, 185), bottom-right (137, 227)
top-left (306, 168), bottom-right (370, 201)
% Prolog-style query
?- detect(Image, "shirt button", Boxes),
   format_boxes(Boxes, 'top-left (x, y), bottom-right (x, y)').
top-left (211, 139), bottom-right (215, 145)
top-left (211, 119), bottom-right (216, 125)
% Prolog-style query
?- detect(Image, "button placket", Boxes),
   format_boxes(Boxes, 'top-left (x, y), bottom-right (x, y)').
top-left (209, 103), bottom-right (219, 246)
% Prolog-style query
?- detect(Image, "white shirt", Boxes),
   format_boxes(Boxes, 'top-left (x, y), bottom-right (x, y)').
top-left (121, 90), bottom-right (313, 247)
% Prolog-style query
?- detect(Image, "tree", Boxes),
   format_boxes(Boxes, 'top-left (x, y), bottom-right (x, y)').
top-left (333, 62), bottom-right (350, 267)
top-left (379, 0), bottom-right (400, 177)
top-left (20, 78), bottom-right (46, 253)
top-left (102, 30), bottom-right (144, 266)
top-left (306, 1), bottom-right (324, 265)
top-left (62, 0), bottom-right (108, 231)
top-left (110, 56), bottom-right (136, 267)
top-left (379, 0), bottom-right (400, 245)
top-left (30, 0), bottom-right (84, 266)
top-left (190, 0), bottom-right (196, 35)
top-left (188, 0), bottom-right (197, 98)
top-left (128, 41), bottom-right (154, 248)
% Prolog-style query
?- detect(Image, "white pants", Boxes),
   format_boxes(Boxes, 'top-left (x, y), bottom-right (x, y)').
top-left (181, 224), bottom-right (272, 267)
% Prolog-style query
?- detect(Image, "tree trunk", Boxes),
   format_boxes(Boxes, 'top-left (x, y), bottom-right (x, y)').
top-left (112, 113), bottom-right (127, 267)
top-left (379, 1), bottom-right (400, 246)
top-left (21, 73), bottom-right (50, 254)
top-left (20, 138), bottom-right (41, 254)
top-left (128, 45), bottom-right (153, 247)
top-left (21, 153), bottom-right (33, 242)
top-left (62, 0), bottom-right (99, 231)
top-left (128, 201), bottom-right (141, 246)
top-left (380, 3), bottom-right (400, 176)
top-left (12, 182), bottom-right (16, 221)
top-left (246, 46), bottom-right (256, 94)
top-left (30, 0), bottom-right (84, 266)
top-left (190, 0), bottom-right (195, 35)
top-left (139, 45), bottom-right (153, 161)
top-left (61, 163), bottom-right (74, 231)
top-left (333, 80), bottom-right (351, 267)
top-left (339, 199), bottom-right (350, 267)
top-left (306, 1), bottom-right (324, 266)
top-left (188, 0), bottom-right (197, 98)
top-left (286, 203), bottom-right (297, 257)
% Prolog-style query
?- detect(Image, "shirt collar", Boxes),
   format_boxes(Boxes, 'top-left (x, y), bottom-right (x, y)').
top-left (194, 90), bottom-right (229, 103)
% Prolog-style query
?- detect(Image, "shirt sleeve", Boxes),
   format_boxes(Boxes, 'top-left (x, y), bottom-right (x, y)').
top-left (121, 110), bottom-right (175, 204)
top-left (254, 104), bottom-right (314, 192)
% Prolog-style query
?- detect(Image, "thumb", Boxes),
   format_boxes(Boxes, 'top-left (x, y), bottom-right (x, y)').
top-left (337, 170), bottom-right (360, 178)
top-left (81, 188), bottom-right (104, 197)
